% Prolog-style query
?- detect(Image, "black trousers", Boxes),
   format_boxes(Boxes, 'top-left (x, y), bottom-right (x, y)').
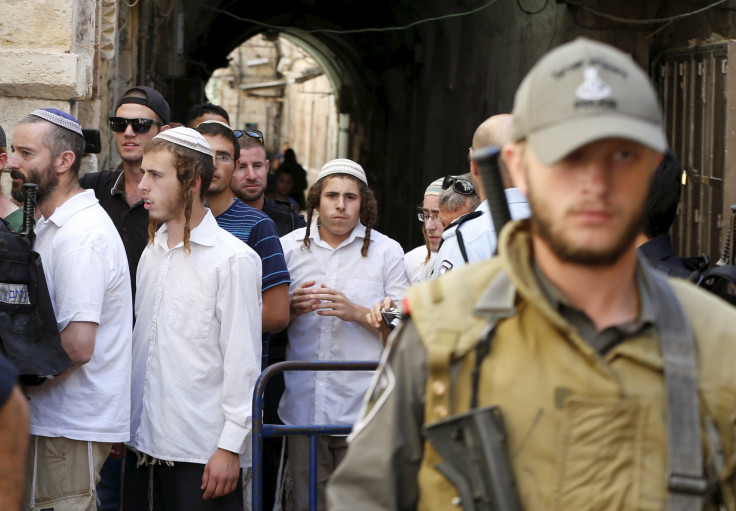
top-left (121, 449), bottom-right (244, 511)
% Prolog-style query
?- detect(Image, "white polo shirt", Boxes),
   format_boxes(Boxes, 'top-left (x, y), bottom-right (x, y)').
top-left (28, 190), bottom-right (133, 442)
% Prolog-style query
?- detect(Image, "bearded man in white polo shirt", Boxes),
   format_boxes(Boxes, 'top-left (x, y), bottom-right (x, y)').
top-left (7, 108), bottom-right (132, 511)
top-left (123, 127), bottom-right (262, 511)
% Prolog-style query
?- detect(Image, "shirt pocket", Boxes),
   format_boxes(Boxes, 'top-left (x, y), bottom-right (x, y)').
top-left (345, 278), bottom-right (384, 308)
top-left (165, 285), bottom-right (216, 343)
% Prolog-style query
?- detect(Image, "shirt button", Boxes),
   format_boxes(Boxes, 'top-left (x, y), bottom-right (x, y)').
top-left (431, 380), bottom-right (447, 397)
top-left (433, 405), bottom-right (448, 419)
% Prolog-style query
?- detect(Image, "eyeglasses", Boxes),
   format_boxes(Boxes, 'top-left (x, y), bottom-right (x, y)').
top-left (109, 117), bottom-right (163, 134)
top-left (442, 175), bottom-right (475, 195)
top-left (214, 154), bottom-right (234, 165)
top-left (417, 209), bottom-right (440, 223)
top-left (233, 129), bottom-right (265, 145)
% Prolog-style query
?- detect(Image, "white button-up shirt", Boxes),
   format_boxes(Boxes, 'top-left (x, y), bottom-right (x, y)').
top-left (432, 190), bottom-right (531, 277)
top-left (29, 190), bottom-right (132, 442)
top-left (278, 222), bottom-right (409, 426)
top-left (129, 211), bottom-right (262, 466)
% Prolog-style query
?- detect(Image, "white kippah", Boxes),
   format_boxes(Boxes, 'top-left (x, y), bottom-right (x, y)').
top-left (30, 108), bottom-right (83, 137)
top-left (196, 120), bottom-right (232, 130)
top-left (154, 126), bottom-right (213, 157)
top-left (316, 158), bottom-right (367, 185)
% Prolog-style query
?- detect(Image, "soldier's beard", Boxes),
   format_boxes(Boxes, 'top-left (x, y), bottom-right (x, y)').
top-left (527, 182), bottom-right (644, 267)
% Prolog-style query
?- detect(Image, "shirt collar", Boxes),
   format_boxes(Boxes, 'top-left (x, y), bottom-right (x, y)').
top-left (533, 260), bottom-right (657, 327)
top-left (309, 219), bottom-right (366, 249)
top-left (42, 190), bottom-right (99, 228)
top-left (154, 209), bottom-right (219, 250)
top-left (111, 170), bottom-right (125, 196)
top-left (505, 187), bottom-right (527, 204)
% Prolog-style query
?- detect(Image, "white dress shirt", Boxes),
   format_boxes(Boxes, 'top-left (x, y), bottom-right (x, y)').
top-left (129, 211), bottom-right (262, 466)
top-left (29, 190), bottom-right (133, 442)
top-left (432, 189), bottom-right (531, 277)
top-left (403, 245), bottom-right (437, 285)
top-left (278, 222), bottom-right (409, 426)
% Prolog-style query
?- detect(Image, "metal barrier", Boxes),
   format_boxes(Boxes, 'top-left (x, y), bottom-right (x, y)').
top-left (252, 360), bottom-right (379, 511)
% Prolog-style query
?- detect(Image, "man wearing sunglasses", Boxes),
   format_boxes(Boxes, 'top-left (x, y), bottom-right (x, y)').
top-left (80, 85), bottom-right (170, 299)
top-left (431, 114), bottom-right (529, 278)
top-left (79, 85), bottom-right (170, 511)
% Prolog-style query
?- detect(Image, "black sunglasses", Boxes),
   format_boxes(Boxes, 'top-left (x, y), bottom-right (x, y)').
top-left (441, 175), bottom-right (475, 195)
top-left (233, 129), bottom-right (265, 144)
top-left (109, 117), bottom-right (163, 134)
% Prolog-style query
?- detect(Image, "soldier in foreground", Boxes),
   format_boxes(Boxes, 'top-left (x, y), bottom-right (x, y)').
top-left (328, 38), bottom-right (736, 510)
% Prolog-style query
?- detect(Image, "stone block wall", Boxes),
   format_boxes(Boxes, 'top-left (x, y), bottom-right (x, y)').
top-left (0, 0), bottom-right (117, 192)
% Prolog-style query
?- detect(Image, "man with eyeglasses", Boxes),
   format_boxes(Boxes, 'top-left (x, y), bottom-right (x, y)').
top-left (79, 85), bottom-right (170, 511)
top-left (196, 120), bottom-right (290, 369)
top-left (232, 130), bottom-right (304, 510)
top-left (232, 133), bottom-right (306, 237)
top-left (403, 178), bottom-right (443, 285)
top-left (431, 114), bottom-right (529, 278)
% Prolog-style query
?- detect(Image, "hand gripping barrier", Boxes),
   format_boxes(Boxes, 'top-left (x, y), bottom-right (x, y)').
top-left (252, 360), bottom-right (379, 511)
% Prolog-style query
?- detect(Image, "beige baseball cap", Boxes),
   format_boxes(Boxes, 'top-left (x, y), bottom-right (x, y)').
top-left (511, 37), bottom-right (667, 165)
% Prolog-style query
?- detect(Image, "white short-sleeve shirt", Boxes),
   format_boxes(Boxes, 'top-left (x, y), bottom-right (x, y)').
top-left (28, 190), bottom-right (133, 442)
top-left (432, 190), bottom-right (531, 278)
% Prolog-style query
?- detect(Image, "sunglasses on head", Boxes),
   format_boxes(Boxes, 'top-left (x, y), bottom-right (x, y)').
top-left (442, 175), bottom-right (475, 195)
top-left (109, 117), bottom-right (163, 134)
top-left (233, 129), bottom-right (265, 144)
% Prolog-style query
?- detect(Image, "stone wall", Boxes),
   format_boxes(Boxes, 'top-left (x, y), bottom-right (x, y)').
top-left (0, 0), bottom-right (118, 193)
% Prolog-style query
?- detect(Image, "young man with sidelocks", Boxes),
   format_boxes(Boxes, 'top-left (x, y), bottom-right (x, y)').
top-left (278, 158), bottom-right (409, 510)
top-left (123, 127), bottom-right (262, 511)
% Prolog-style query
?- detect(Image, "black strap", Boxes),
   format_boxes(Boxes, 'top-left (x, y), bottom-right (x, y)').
top-left (450, 211), bottom-right (483, 265)
top-left (470, 271), bottom-right (516, 407)
top-left (645, 270), bottom-right (708, 509)
top-left (456, 230), bottom-right (470, 264)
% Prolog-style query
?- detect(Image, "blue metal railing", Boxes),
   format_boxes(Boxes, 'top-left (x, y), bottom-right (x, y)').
top-left (251, 360), bottom-right (379, 511)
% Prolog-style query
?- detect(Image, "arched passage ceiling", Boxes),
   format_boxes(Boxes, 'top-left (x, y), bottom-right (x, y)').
top-left (176, 0), bottom-right (480, 248)
top-left (146, 0), bottom-right (707, 249)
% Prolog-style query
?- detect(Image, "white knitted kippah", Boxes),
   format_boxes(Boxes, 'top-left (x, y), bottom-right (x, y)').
top-left (196, 120), bottom-right (232, 130)
top-left (154, 126), bottom-right (213, 157)
top-left (30, 108), bottom-right (83, 137)
top-left (316, 158), bottom-right (367, 185)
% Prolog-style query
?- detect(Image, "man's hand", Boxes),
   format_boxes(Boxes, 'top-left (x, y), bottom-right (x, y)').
top-left (109, 442), bottom-right (126, 459)
top-left (290, 281), bottom-right (321, 317)
top-left (201, 448), bottom-right (240, 500)
top-left (309, 284), bottom-right (369, 323)
top-left (365, 297), bottom-right (396, 346)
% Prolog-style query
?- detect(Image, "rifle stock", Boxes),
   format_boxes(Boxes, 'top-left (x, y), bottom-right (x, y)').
top-left (423, 405), bottom-right (523, 511)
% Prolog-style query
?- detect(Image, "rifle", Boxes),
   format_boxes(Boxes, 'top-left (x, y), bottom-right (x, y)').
top-left (699, 204), bottom-right (736, 305)
top-left (471, 146), bottom-right (511, 256)
top-left (423, 406), bottom-right (523, 511)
